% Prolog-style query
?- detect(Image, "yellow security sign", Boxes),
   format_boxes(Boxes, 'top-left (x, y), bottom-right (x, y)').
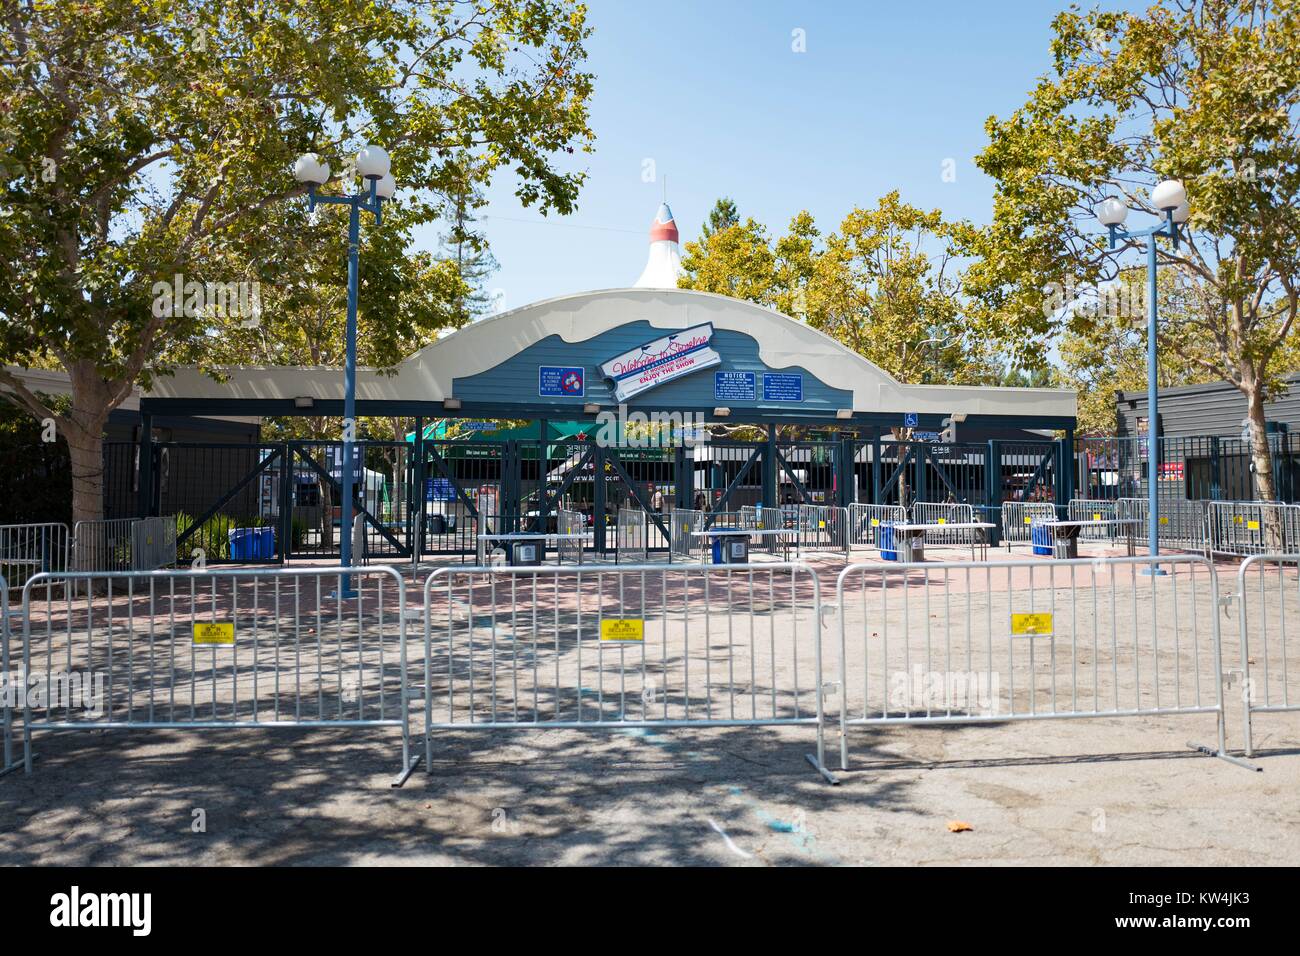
top-left (1092, 512), bottom-right (1102, 521)
top-left (1159, 515), bottom-right (1169, 525)
top-left (937, 518), bottom-right (947, 525)
top-left (870, 518), bottom-right (880, 527)
top-left (1023, 516), bottom-right (1033, 525)
top-left (600, 619), bottom-right (644, 642)
top-left (193, 622), bottom-right (234, 646)
top-left (1010, 612), bottom-right (1053, 637)
top-left (818, 520), bottom-right (826, 529)
top-left (1248, 519), bottom-right (1261, 530)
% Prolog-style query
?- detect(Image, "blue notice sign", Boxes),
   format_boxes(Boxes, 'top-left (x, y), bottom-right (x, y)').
top-left (714, 371), bottom-right (756, 401)
top-left (903, 412), bottom-right (919, 428)
top-left (762, 373), bottom-right (803, 402)
top-left (539, 366), bottom-right (585, 397)
top-left (425, 477), bottom-right (456, 502)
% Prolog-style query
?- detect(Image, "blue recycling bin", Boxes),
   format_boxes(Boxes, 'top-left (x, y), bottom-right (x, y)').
top-left (229, 526), bottom-right (276, 560)
top-left (1030, 521), bottom-right (1052, 556)
top-left (710, 527), bottom-right (740, 564)
top-left (880, 522), bottom-right (899, 561)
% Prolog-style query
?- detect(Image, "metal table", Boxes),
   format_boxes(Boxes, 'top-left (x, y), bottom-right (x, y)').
top-left (477, 531), bottom-right (592, 565)
top-left (688, 527), bottom-right (801, 563)
top-left (1038, 519), bottom-right (1139, 559)
top-left (887, 521), bottom-right (996, 562)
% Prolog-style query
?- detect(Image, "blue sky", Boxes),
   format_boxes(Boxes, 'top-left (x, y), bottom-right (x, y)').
top-left (424, 0), bottom-right (1143, 313)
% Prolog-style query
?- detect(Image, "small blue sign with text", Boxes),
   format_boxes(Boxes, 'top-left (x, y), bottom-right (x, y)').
top-left (539, 366), bottom-right (585, 397)
top-left (762, 373), bottom-right (803, 402)
top-left (714, 371), bottom-right (756, 401)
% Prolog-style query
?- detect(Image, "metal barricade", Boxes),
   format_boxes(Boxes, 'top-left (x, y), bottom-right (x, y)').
top-left (0, 523), bottom-right (69, 590)
top-left (12, 566), bottom-right (415, 782)
top-left (556, 508), bottom-right (588, 565)
top-left (1207, 500), bottom-right (1298, 557)
top-left (669, 509), bottom-right (703, 560)
top-left (1119, 498), bottom-right (1210, 554)
top-left (73, 518), bottom-right (136, 574)
top-left (131, 516), bottom-right (178, 570)
top-left (831, 554), bottom-right (1242, 771)
top-left (615, 507), bottom-right (646, 564)
top-left (910, 502), bottom-right (976, 546)
top-left (847, 504), bottom-right (907, 550)
top-left (797, 504), bottom-right (849, 557)
top-left (1000, 501), bottom-right (1057, 544)
top-left (1236, 555), bottom-right (1300, 756)
top-left (1067, 499), bottom-right (1120, 540)
top-left (1, 575), bottom-right (15, 777)
top-left (421, 563), bottom-right (835, 780)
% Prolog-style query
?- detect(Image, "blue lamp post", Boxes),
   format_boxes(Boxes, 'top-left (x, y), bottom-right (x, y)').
top-left (293, 146), bottom-right (396, 597)
top-left (1095, 179), bottom-right (1189, 571)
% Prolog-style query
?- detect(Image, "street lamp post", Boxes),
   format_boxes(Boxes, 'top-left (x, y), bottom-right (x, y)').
top-left (293, 147), bottom-right (397, 597)
top-left (1095, 180), bottom-right (1189, 572)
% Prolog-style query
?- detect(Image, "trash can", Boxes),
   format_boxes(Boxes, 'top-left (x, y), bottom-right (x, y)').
top-left (1053, 531), bottom-right (1078, 560)
top-left (724, 534), bottom-right (749, 565)
top-left (508, 540), bottom-right (542, 566)
top-left (880, 522), bottom-right (898, 561)
top-left (898, 530), bottom-right (924, 563)
top-left (710, 528), bottom-right (740, 564)
top-left (228, 526), bottom-right (275, 560)
top-left (428, 513), bottom-right (446, 535)
top-left (1031, 521), bottom-right (1053, 556)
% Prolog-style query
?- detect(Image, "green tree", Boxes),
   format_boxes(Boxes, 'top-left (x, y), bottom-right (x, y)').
top-left (0, 0), bottom-right (595, 525)
top-left (805, 192), bottom-right (995, 387)
top-left (698, 196), bottom-right (738, 242)
top-left (966, 0), bottom-right (1300, 505)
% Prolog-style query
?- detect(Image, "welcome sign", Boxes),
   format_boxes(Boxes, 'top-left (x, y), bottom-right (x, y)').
top-left (600, 323), bottom-right (721, 401)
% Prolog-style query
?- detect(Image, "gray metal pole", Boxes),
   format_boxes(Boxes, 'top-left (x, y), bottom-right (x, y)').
top-left (1146, 232), bottom-right (1159, 562)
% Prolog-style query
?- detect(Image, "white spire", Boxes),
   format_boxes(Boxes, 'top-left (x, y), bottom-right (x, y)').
top-left (634, 202), bottom-right (683, 288)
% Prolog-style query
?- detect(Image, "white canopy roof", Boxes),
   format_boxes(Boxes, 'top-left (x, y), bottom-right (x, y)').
top-left (147, 287), bottom-right (1075, 421)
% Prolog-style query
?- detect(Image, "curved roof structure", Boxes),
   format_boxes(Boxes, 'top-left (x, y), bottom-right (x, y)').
top-left (144, 287), bottom-right (1075, 429)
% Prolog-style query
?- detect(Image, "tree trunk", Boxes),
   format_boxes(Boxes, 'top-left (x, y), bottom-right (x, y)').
top-left (64, 364), bottom-right (116, 527)
top-left (1244, 380), bottom-right (1284, 550)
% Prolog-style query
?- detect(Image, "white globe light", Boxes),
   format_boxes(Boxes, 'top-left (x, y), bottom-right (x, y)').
top-left (1171, 200), bottom-right (1190, 224)
top-left (374, 172), bottom-right (396, 199)
top-left (1095, 197), bottom-right (1128, 227)
top-left (1152, 179), bottom-right (1186, 212)
top-left (356, 145), bottom-right (391, 179)
top-left (293, 153), bottom-right (329, 185)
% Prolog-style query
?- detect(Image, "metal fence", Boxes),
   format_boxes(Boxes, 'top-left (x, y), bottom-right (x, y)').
top-left (832, 554), bottom-right (1239, 771)
top-left (1207, 501), bottom-right (1300, 557)
top-left (1067, 499), bottom-right (1121, 540)
top-left (615, 507), bottom-right (646, 564)
top-left (11, 566), bottom-right (415, 782)
top-left (797, 505), bottom-right (849, 557)
top-left (1118, 498), bottom-right (1211, 554)
top-left (1235, 554), bottom-right (1300, 756)
top-left (0, 523), bottom-right (69, 590)
top-left (847, 504), bottom-right (907, 550)
top-left (421, 563), bottom-right (834, 779)
top-left (1, 576), bottom-right (14, 777)
top-left (558, 508), bottom-right (588, 565)
top-left (73, 516), bottom-right (179, 575)
top-left (910, 502), bottom-right (977, 545)
top-left (1000, 502), bottom-right (1057, 544)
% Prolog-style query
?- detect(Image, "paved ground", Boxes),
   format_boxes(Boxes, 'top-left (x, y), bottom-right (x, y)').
top-left (1, 713), bottom-right (1297, 866)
